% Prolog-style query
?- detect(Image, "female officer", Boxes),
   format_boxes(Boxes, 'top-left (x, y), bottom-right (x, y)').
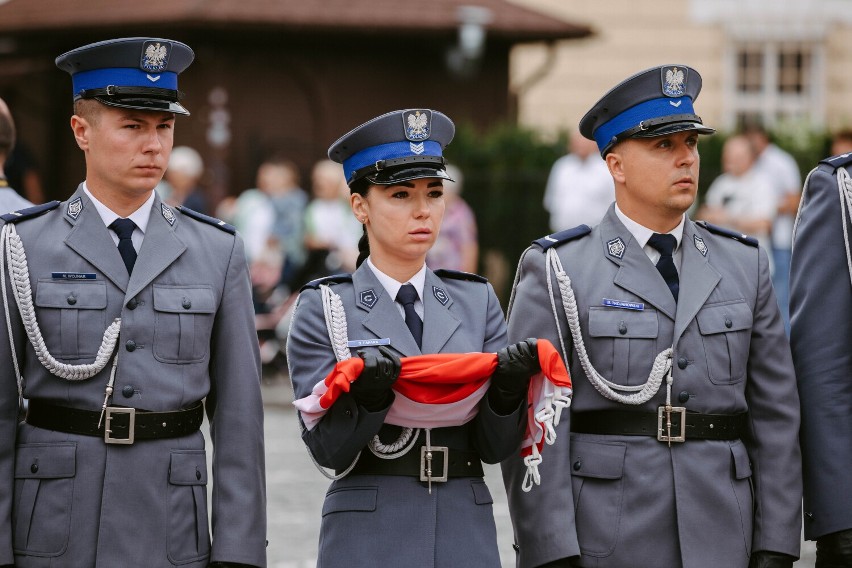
top-left (287, 109), bottom-right (539, 567)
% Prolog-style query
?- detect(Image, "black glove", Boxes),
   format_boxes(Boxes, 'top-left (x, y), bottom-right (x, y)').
top-left (816, 528), bottom-right (852, 567)
top-left (489, 338), bottom-right (539, 414)
top-left (350, 345), bottom-right (401, 411)
top-left (748, 550), bottom-right (795, 568)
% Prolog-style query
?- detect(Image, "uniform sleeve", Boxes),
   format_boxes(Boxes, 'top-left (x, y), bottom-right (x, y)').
top-left (206, 235), bottom-right (268, 567)
top-left (286, 286), bottom-right (390, 470)
top-left (790, 165), bottom-right (852, 539)
top-left (472, 281), bottom-right (525, 464)
top-left (500, 246), bottom-right (580, 568)
top-left (744, 243), bottom-right (803, 556)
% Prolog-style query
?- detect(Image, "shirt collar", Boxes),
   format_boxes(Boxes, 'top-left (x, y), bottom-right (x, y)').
top-left (614, 203), bottom-right (685, 251)
top-left (366, 257), bottom-right (427, 302)
top-left (83, 183), bottom-right (155, 234)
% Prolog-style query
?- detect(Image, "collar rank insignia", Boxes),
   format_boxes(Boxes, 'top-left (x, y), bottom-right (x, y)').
top-left (403, 109), bottom-right (431, 141)
top-left (161, 203), bottom-right (176, 226)
top-left (433, 286), bottom-right (449, 306)
top-left (141, 41), bottom-right (170, 73)
top-left (693, 234), bottom-right (708, 257)
top-left (67, 197), bottom-right (83, 220)
top-left (607, 237), bottom-right (626, 259)
top-left (359, 289), bottom-right (378, 309)
top-left (661, 66), bottom-right (687, 97)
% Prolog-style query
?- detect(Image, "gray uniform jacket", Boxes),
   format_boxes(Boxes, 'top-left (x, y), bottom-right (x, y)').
top-left (287, 262), bottom-right (523, 568)
top-left (501, 206), bottom-right (802, 568)
top-left (0, 186), bottom-right (266, 567)
top-left (790, 155), bottom-right (852, 540)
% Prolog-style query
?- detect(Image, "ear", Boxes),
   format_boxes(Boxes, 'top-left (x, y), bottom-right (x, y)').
top-left (606, 149), bottom-right (626, 185)
top-left (70, 114), bottom-right (91, 151)
top-left (350, 191), bottom-right (368, 223)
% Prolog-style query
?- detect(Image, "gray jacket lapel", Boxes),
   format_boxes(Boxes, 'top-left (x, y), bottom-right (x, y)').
top-left (421, 269), bottom-right (460, 354)
top-left (673, 221), bottom-right (721, 343)
top-left (63, 186), bottom-right (129, 292)
top-left (125, 195), bottom-right (186, 301)
top-left (353, 265), bottom-right (421, 357)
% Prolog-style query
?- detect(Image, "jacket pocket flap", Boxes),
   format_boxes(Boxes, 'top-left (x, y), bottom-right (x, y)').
top-left (322, 486), bottom-right (378, 516)
top-left (569, 439), bottom-right (626, 479)
top-left (697, 301), bottom-right (753, 335)
top-left (168, 450), bottom-right (208, 485)
top-left (730, 441), bottom-right (753, 480)
top-left (153, 285), bottom-right (216, 314)
top-left (15, 443), bottom-right (76, 479)
top-left (589, 307), bottom-right (658, 338)
top-left (35, 280), bottom-right (107, 309)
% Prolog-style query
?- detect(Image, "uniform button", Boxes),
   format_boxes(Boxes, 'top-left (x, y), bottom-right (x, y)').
top-left (678, 391), bottom-right (690, 403)
top-left (125, 340), bottom-right (136, 352)
top-left (725, 318), bottom-right (733, 329)
top-left (618, 321), bottom-right (627, 335)
top-left (573, 459), bottom-right (582, 471)
top-left (122, 385), bottom-right (135, 398)
top-left (127, 297), bottom-right (138, 310)
top-left (30, 463), bottom-right (38, 473)
top-left (196, 469), bottom-right (202, 480)
top-left (66, 295), bottom-right (77, 305)
top-left (678, 357), bottom-right (688, 369)
top-left (182, 298), bottom-right (192, 310)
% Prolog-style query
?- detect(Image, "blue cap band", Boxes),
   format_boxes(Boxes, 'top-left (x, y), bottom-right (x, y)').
top-left (343, 140), bottom-right (443, 182)
top-left (593, 96), bottom-right (694, 152)
top-left (72, 68), bottom-right (178, 97)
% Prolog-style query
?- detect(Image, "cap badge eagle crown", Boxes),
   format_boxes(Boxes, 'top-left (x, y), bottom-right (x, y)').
top-left (663, 66), bottom-right (686, 97)
top-left (142, 42), bottom-right (169, 72)
top-left (404, 110), bottom-right (431, 141)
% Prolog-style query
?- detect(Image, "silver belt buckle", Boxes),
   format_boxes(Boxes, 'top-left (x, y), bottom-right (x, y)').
top-left (420, 446), bottom-right (449, 483)
top-left (104, 407), bottom-right (135, 445)
top-left (657, 406), bottom-right (686, 443)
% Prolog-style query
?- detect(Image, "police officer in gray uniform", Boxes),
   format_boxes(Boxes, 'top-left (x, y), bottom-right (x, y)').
top-left (287, 109), bottom-right (539, 567)
top-left (790, 153), bottom-right (852, 566)
top-left (501, 65), bottom-right (802, 568)
top-left (0, 38), bottom-right (266, 567)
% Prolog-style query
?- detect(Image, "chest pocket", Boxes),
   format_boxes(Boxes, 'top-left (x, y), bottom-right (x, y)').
top-left (34, 280), bottom-right (107, 360)
top-left (153, 285), bottom-right (216, 364)
top-left (588, 307), bottom-right (659, 386)
top-left (696, 300), bottom-right (753, 384)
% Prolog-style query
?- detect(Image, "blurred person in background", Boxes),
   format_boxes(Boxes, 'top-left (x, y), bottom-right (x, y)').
top-left (543, 126), bottom-right (614, 232)
top-left (157, 145), bottom-right (208, 213)
top-left (830, 128), bottom-right (852, 157)
top-left (696, 134), bottom-right (777, 260)
top-left (426, 162), bottom-right (479, 272)
top-left (744, 122), bottom-right (801, 333)
top-left (0, 96), bottom-right (32, 214)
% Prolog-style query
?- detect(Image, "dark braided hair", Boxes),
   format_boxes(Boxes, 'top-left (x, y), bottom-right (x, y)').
top-left (350, 177), bottom-right (372, 268)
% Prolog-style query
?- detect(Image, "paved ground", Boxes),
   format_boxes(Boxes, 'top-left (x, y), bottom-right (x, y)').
top-left (259, 376), bottom-right (816, 568)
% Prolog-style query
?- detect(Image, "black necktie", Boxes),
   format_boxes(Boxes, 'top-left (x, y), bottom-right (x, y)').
top-left (396, 283), bottom-right (423, 348)
top-left (647, 233), bottom-right (679, 301)
top-left (109, 218), bottom-right (138, 275)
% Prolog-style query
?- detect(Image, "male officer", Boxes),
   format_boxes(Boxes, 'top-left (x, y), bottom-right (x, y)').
top-left (790, 153), bottom-right (852, 566)
top-left (0, 38), bottom-right (266, 567)
top-left (501, 65), bottom-right (802, 568)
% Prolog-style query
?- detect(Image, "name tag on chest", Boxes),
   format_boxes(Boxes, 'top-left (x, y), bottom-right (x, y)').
top-left (52, 272), bottom-right (97, 280)
top-left (602, 298), bottom-right (644, 311)
top-left (347, 338), bottom-right (392, 348)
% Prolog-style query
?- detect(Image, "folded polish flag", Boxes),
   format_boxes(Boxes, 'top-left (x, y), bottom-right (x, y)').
top-left (293, 339), bottom-right (572, 491)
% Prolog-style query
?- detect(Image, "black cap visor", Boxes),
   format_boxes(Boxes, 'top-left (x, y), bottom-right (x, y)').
top-left (93, 96), bottom-right (190, 115)
top-left (631, 120), bottom-right (715, 138)
top-left (365, 165), bottom-right (454, 186)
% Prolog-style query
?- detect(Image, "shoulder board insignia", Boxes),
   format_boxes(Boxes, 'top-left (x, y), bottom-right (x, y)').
top-left (695, 221), bottom-right (758, 247)
top-left (0, 200), bottom-right (61, 223)
top-left (176, 206), bottom-right (236, 234)
top-left (300, 273), bottom-right (353, 292)
top-left (533, 224), bottom-right (592, 250)
top-left (819, 152), bottom-right (852, 170)
top-left (433, 268), bottom-right (487, 283)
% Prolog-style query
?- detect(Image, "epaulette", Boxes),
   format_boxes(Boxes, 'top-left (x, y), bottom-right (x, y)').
top-left (532, 224), bottom-right (592, 251)
top-left (0, 200), bottom-right (61, 223)
top-left (300, 273), bottom-right (353, 292)
top-left (433, 268), bottom-right (487, 283)
top-left (176, 205), bottom-right (236, 234)
top-left (695, 221), bottom-right (758, 247)
top-left (819, 152), bottom-right (852, 170)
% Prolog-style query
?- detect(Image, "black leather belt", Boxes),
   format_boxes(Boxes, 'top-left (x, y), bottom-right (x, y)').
top-left (571, 409), bottom-right (747, 442)
top-left (340, 444), bottom-right (484, 480)
top-left (26, 400), bottom-right (204, 445)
